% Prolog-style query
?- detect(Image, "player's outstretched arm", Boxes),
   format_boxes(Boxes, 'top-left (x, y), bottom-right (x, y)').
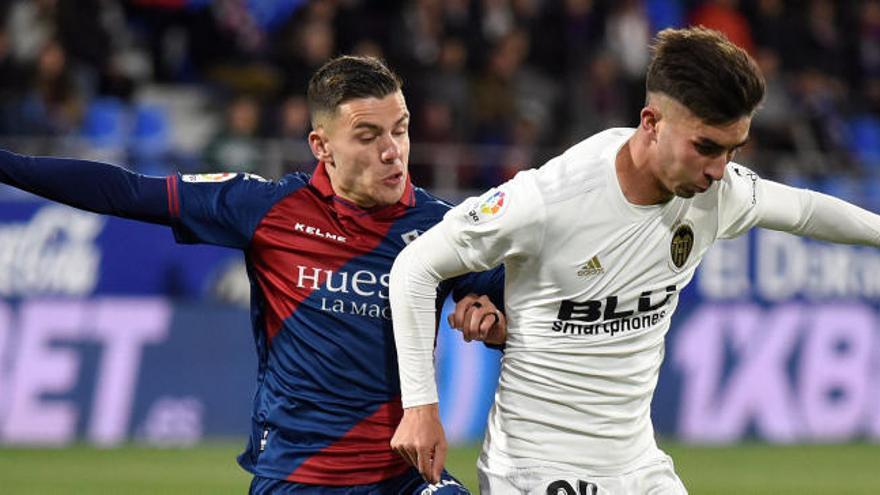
top-left (755, 180), bottom-right (880, 246)
top-left (450, 293), bottom-right (507, 345)
top-left (389, 225), bottom-right (473, 482)
top-left (0, 148), bottom-right (170, 224)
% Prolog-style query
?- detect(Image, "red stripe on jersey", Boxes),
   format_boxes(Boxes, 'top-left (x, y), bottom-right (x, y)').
top-left (173, 176), bottom-right (180, 217)
top-left (173, 177), bottom-right (180, 217)
top-left (166, 175), bottom-right (180, 218)
top-left (165, 176), bottom-right (176, 218)
top-left (287, 399), bottom-right (409, 485)
top-left (249, 187), bottom-right (400, 342)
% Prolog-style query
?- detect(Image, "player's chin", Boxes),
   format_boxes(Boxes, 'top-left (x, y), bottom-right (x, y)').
top-left (675, 188), bottom-right (696, 199)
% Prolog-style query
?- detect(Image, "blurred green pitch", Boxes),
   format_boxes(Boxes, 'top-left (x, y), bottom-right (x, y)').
top-left (0, 441), bottom-right (878, 494)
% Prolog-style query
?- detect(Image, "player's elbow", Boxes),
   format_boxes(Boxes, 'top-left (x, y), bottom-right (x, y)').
top-left (390, 238), bottom-right (442, 301)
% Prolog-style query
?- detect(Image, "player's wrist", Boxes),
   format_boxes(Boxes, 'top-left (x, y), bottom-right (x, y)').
top-left (402, 402), bottom-right (440, 419)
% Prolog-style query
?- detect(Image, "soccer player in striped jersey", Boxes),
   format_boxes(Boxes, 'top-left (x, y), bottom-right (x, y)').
top-left (389, 27), bottom-right (880, 494)
top-left (0, 56), bottom-right (505, 494)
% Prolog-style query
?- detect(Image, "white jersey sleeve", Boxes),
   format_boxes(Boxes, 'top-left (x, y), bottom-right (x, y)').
top-left (437, 170), bottom-right (547, 271)
top-left (717, 163), bottom-right (880, 245)
top-left (716, 164), bottom-right (764, 239)
top-left (389, 171), bottom-right (546, 408)
top-left (756, 180), bottom-right (880, 245)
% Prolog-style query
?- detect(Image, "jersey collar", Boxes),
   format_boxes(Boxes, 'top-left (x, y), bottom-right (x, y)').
top-left (309, 161), bottom-right (416, 209)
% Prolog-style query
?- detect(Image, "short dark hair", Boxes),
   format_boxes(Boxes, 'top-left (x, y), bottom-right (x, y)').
top-left (646, 27), bottom-right (765, 125)
top-left (307, 55), bottom-right (403, 127)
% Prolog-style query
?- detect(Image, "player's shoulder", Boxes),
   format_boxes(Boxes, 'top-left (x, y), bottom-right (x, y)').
top-left (724, 163), bottom-right (760, 183)
top-left (563, 127), bottom-right (634, 161)
top-left (531, 128), bottom-right (633, 204)
top-left (719, 162), bottom-right (760, 196)
top-left (397, 186), bottom-right (472, 233)
top-left (272, 170), bottom-right (312, 188)
top-left (413, 186), bottom-right (454, 208)
top-left (697, 161), bottom-right (760, 210)
top-left (181, 171), bottom-right (310, 190)
top-left (179, 171), bottom-right (314, 215)
top-left (410, 186), bottom-right (456, 219)
top-left (238, 170), bottom-right (313, 197)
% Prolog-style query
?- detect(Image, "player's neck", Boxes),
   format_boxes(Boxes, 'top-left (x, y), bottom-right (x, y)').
top-left (616, 131), bottom-right (673, 206)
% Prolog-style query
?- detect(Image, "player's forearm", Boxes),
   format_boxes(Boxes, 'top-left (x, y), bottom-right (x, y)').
top-left (0, 149), bottom-right (171, 224)
top-left (757, 180), bottom-right (880, 245)
top-left (390, 226), bottom-right (472, 408)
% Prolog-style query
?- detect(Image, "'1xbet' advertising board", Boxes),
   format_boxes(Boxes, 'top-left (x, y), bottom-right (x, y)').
top-left (0, 200), bottom-right (879, 445)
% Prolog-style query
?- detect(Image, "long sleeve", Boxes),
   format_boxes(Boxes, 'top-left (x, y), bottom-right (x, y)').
top-left (390, 225), bottom-right (474, 408)
top-left (390, 172), bottom-right (544, 408)
top-left (756, 180), bottom-right (880, 246)
top-left (0, 149), bottom-right (170, 224)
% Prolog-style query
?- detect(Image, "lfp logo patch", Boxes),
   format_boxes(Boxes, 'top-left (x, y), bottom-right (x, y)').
top-left (181, 173), bottom-right (237, 183)
top-left (480, 190), bottom-right (506, 215)
top-left (466, 189), bottom-right (509, 224)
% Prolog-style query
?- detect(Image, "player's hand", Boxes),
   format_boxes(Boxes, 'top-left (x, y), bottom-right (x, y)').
top-left (449, 293), bottom-right (507, 345)
top-left (391, 403), bottom-right (447, 484)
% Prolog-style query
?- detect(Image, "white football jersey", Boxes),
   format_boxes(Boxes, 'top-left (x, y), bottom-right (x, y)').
top-left (437, 128), bottom-right (764, 473)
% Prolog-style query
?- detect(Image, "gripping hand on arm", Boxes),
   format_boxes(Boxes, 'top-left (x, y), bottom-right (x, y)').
top-left (449, 293), bottom-right (507, 345)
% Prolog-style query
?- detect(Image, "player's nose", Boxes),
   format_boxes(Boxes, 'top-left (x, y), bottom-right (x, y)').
top-left (705, 158), bottom-right (726, 181)
top-left (379, 136), bottom-right (401, 163)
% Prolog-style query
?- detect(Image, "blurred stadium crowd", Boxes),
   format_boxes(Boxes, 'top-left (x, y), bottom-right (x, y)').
top-left (1, 0), bottom-right (880, 202)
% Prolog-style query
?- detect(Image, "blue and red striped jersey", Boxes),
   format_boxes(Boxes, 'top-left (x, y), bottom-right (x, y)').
top-left (0, 148), bottom-right (502, 485)
top-left (167, 163), bottom-right (503, 485)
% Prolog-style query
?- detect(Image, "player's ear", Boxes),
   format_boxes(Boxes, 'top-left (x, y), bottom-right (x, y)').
top-left (308, 129), bottom-right (334, 165)
top-left (641, 106), bottom-right (660, 142)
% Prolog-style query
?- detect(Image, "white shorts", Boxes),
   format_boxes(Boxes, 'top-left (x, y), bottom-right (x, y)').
top-left (477, 453), bottom-right (688, 495)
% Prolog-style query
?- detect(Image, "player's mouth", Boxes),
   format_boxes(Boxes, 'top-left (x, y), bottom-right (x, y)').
top-left (382, 172), bottom-right (404, 186)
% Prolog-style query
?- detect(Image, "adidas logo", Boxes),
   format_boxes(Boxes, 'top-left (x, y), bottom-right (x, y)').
top-left (577, 255), bottom-right (604, 277)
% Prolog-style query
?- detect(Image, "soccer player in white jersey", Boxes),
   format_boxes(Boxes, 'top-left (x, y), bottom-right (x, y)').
top-left (386, 27), bottom-right (880, 494)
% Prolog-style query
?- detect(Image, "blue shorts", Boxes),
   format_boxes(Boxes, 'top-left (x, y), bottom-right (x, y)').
top-left (249, 468), bottom-right (470, 494)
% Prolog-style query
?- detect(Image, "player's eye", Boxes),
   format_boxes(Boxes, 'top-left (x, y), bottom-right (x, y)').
top-left (694, 142), bottom-right (723, 157)
top-left (357, 134), bottom-right (377, 143)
